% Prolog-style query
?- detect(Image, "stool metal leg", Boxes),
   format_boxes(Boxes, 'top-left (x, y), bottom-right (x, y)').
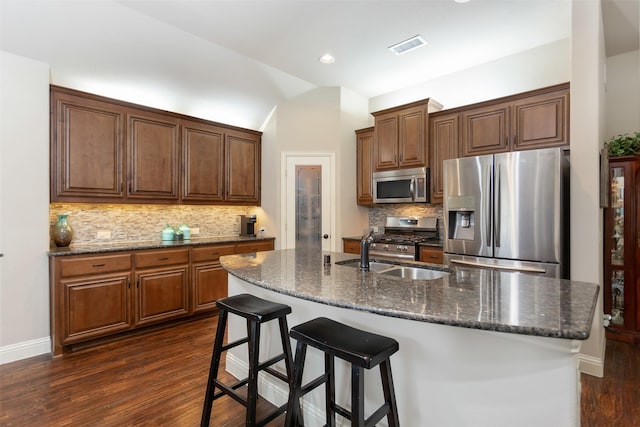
top-left (201, 310), bottom-right (228, 427)
top-left (380, 360), bottom-right (400, 427)
top-left (246, 318), bottom-right (261, 426)
top-left (351, 365), bottom-right (365, 427)
top-left (284, 340), bottom-right (307, 427)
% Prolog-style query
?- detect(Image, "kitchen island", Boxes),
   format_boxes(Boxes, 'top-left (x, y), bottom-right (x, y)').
top-left (220, 248), bottom-right (599, 427)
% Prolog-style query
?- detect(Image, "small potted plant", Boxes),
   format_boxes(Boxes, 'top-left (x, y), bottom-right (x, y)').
top-left (604, 131), bottom-right (640, 157)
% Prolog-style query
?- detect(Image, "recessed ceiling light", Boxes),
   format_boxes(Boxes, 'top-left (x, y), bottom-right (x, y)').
top-left (388, 35), bottom-right (427, 55)
top-left (454, 0), bottom-right (471, 3)
top-left (319, 54), bottom-right (335, 64)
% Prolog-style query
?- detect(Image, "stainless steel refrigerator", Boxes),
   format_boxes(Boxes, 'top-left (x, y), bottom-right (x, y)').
top-left (443, 147), bottom-right (569, 278)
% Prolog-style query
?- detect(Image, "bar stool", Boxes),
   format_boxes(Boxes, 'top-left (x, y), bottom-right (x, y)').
top-left (284, 317), bottom-right (400, 427)
top-left (201, 293), bottom-right (295, 427)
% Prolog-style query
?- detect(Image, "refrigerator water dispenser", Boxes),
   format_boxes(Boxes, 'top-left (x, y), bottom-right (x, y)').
top-left (448, 211), bottom-right (475, 240)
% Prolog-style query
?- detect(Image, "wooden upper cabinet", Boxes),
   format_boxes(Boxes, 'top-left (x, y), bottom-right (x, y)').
top-left (50, 86), bottom-right (262, 206)
top-left (225, 130), bottom-right (261, 205)
top-left (127, 110), bottom-right (180, 201)
top-left (511, 89), bottom-right (569, 151)
top-left (51, 88), bottom-right (125, 201)
top-left (181, 120), bottom-right (225, 202)
top-left (398, 105), bottom-right (428, 168)
top-left (373, 112), bottom-right (399, 170)
top-left (355, 127), bottom-right (374, 206)
top-left (461, 102), bottom-right (510, 157)
top-left (430, 113), bottom-right (460, 203)
top-left (460, 83), bottom-right (570, 157)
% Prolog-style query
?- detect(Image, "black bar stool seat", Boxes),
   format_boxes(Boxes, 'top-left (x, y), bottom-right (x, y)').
top-left (285, 317), bottom-right (400, 427)
top-left (201, 293), bottom-right (295, 427)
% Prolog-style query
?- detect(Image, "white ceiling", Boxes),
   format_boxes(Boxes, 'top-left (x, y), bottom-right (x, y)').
top-left (1, 0), bottom-right (638, 130)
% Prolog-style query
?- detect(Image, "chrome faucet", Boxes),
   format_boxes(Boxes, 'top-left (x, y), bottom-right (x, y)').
top-left (360, 229), bottom-right (375, 271)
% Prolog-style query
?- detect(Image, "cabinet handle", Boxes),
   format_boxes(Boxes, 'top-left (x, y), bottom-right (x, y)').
top-left (513, 134), bottom-right (517, 145)
top-left (128, 278), bottom-right (131, 288)
top-left (158, 257), bottom-right (169, 261)
top-left (211, 252), bottom-right (220, 257)
top-left (92, 263), bottom-right (106, 268)
top-left (637, 232), bottom-right (640, 248)
top-left (136, 278), bottom-right (140, 288)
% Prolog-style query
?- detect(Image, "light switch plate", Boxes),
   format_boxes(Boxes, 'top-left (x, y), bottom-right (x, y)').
top-left (191, 227), bottom-right (200, 235)
top-left (96, 230), bottom-right (111, 239)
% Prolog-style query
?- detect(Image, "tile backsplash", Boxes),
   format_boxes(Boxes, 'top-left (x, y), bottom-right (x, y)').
top-left (49, 203), bottom-right (258, 246)
top-left (369, 204), bottom-right (444, 237)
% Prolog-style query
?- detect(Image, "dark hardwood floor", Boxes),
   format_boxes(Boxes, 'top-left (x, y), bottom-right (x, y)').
top-left (1, 316), bottom-right (638, 426)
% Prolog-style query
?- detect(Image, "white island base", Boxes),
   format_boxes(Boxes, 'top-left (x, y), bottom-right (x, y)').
top-left (225, 275), bottom-right (582, 427)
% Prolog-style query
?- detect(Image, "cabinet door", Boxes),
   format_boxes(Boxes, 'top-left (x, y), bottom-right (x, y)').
top-left (343, 239), bottom-right (360, 254)
top-left (235, 240), bottom-right (275, 254)
top-left (398, 104), bottom-right (427, 168)
top-left (127, 110), bottom-right (180, 201)
top-left (135, 267), bottom-right (189, 326)
top-left (419, 247), bottom-right (443, 264)
top-left (373, 112), bottom-right (399, 171)
top-left (192, 263), bottom-right (228, 313)
top-left (430, 113), bottom-right (460, 203)
top-left (356, 128), bottom-right (374, 206)
top-left (511, 89), bottom-right (569, 151)
top-left (182, 120), bottom-right (225, 202)
top-left (461, 103), bottom-right (510, 156)
top-left (51, 89), bottom-right (125, 201)
top-left (62, 273), bottom-right (132, 344)
top-left (225, 130), bottom-right (261, 204)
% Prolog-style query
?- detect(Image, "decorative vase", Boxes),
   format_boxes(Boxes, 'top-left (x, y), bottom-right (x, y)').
top-left (52, 214), bottom-right (73, 247)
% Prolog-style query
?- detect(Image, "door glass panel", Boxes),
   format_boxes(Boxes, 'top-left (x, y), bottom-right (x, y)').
top-left (611, 270), bottom-right (625, 325)
top-left (610, 167), bottom-right (624, 266)
top-left (295, 165), bottom-right (321, 250)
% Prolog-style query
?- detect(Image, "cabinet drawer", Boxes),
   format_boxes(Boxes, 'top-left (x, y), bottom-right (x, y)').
top-left (235, 240), bottom-right (274, 254)
top-left (343, 239), bottom-right (361, 254)
top-left (192, 244), bottom-right (236, 263)
top-left (420, 247), bottom-right (443, 264)
top-left (59, 253), bottom-right (132, 278)
top-left (135, 248), bottom-right (189, 268)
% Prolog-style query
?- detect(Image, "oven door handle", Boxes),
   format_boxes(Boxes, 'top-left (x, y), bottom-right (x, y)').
top-left (410, 178), bottom-right (415, 201)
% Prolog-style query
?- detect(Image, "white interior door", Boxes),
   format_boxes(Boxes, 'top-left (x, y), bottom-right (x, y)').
top-left (281, 153), bottom-right (334, 251)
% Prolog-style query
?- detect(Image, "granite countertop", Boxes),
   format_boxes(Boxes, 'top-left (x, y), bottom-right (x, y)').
top-left (220, 248), bottom-right (599, 340)
top-left (342, 235), bottom-right (443, 248)
top-left (47, 235), bottom-right (275, 257)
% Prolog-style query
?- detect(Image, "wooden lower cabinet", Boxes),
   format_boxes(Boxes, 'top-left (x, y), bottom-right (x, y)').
top-left (343, 239), bottom-right (360, 254)
top-left (419, 247), bottom-right (443, 264)
top-left (191, 244), bottom-right (236, 313)
top-left (50, 239), bottom-right (275, 355)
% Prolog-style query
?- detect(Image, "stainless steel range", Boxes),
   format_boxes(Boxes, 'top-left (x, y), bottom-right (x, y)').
top-left (370, 217), bottom-right (439, 260)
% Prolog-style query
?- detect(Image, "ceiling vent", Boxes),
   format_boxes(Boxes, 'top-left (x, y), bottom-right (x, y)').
top-left (388, 35), bottom-right (427, 55)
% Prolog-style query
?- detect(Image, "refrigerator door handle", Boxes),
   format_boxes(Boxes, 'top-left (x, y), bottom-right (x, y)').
top-left (450, 259), bottom-right (546, 274)
top-left (495, 165), bottom-right (501, 248)
top-left (486, 164), bottom-right (492, 247)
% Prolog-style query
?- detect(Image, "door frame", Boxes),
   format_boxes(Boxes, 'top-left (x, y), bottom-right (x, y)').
top-left (280, 152), bottom-right (336, 251)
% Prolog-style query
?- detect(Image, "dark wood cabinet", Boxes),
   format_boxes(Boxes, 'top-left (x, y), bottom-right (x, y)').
top-left (50, 85), bottom-right (262, 206)
top-left (191, 244), bottom-right (236, 313)
top-left (355, 127), bottom-right (374, 206)
top-left (603, 156), bottom-right (640, 343)
top-left (134, 248), bottom-right (190, 326)
top-left (460, 84), bottom-right (569, 157)
top-left (50, 239), bottom-right (275, 355)
top-left (429, 113), bottom-right (460, 203)
top-left (50, 89), bottom-right (125, 202)
top-left (226, 130), bottom-right (261, 205)
top-left (419, 247), bottom-right (443, 264)
top-left (373, 100), bottom-right (441, 171)
top-left (181, 120), bottom-right (225, 202)
top-left (343, 239), bottom-right (360, 254)
top-left (127, 111), bottom-right (180, 201)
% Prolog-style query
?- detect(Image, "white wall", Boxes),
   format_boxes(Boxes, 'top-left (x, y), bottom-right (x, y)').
top-left (258, 87), bottom-right (370, 250)
top-left (370, 38), bottom-right (570, 111)
top-left (0, 51), bottom-right (51, 363)
top-left (569, 0), bottom-right (606, 378)
top-left (605, 49), bottom-right (640, 138)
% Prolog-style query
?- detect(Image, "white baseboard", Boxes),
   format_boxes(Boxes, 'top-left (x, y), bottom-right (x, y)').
top-left (0, 337), bottom-right (51, 365)
top-left (578, 338), bottom-right (605, 378)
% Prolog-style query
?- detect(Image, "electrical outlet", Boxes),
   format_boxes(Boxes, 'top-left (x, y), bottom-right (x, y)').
top-left (191, 227), bottom-right (200, 235)
top-left (258, 227), bottom-right (266, 233)
top-left (96, 230), bottom-right (111, 239)
top-left (372, 226), bottom-right (379, 232)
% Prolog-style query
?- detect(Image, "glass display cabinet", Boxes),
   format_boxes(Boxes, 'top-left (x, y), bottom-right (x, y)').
top-left (603, 155), bottom-right (640, 343)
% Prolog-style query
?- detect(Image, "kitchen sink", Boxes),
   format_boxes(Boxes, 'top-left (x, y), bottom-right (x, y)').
top-left (336, 259), bottom-right (450, 281)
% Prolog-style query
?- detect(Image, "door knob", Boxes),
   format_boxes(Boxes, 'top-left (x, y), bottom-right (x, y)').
top-left (323, 234), bottom-right (329, 239)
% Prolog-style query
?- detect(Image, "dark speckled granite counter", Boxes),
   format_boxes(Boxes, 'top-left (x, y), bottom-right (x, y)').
top-left (220, 248), bottom-right (598, 340)
top-left (47, 236), bottom-right (275, 256)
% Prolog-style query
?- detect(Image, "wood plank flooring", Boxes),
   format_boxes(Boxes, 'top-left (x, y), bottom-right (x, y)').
top-left (1, 315), bottom-right (639, 426)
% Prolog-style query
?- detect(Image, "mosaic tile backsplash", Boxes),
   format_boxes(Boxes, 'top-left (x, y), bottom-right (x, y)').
top-left (49, 203), bottom-right (259, 246)
top-left (369, 204), bottom-right (444, 238)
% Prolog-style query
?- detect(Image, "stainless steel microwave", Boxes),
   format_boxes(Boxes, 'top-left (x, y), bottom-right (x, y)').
top-left (373, 167), bottom-right (429, 204)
